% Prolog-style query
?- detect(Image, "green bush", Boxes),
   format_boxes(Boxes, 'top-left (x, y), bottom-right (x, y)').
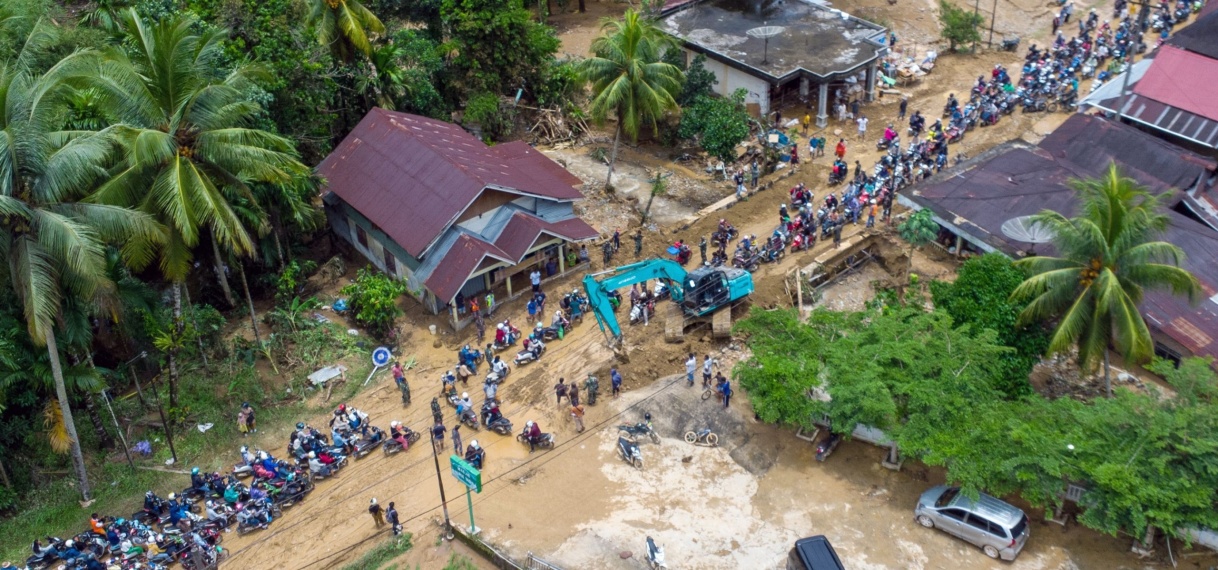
top-left (340, 268), bottom-right (408, 339)
top-left (678, 89), bottom-right (751, 162)
top-left (275, 260), bottom-right (319, 306)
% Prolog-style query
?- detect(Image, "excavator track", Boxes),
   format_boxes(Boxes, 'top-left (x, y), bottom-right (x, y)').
top-left (664, 302), bottom-right (684, 343)
top-left (711, 306), bottom-right (732, 338)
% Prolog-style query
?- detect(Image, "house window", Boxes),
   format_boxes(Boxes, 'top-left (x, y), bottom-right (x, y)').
top-left (384, 249), bottom-right (397, 274)
top-left (356, 226), bottom-right (368, 248)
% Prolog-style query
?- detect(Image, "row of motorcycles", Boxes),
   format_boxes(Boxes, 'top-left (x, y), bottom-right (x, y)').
top-left (27, 519), bottom-right (225, 570)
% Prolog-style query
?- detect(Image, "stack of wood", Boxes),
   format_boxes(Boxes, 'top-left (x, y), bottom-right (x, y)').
top-left (527, 107), bottom-right (589, 144)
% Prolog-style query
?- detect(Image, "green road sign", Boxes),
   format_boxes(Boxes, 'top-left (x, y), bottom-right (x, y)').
top-left (450, 455), bottom-right (482, 493)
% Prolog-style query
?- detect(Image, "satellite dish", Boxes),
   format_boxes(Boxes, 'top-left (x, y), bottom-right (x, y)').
top-left (1001, 216), bottom-right (1053, 254)
top-left (747, 25), bottom-right (785, 64)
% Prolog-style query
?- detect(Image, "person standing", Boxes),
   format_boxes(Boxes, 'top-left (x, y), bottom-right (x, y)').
top-left (850, 99), bottom-right (860, 120)
top-left (451, 425), bottom-right (463, 457)
top-left (801, 112), bottom-right (811, 135)
top-left (856, 114), bottom-right (868, 142)
top-left (237, 406), bottom-right (250, 437)
top-left (369, 498), bottom-right (384, 528)
top-left (633, 231), bottom-right (643, 258)
top-left (750, 159), bottom-right (759, 189)
top-left (898, 97), bottom-right (908, 121)
top-left (602, 240), bottom-right (613, 266)
top-left (718, 377), bottom-right (733, 408)
top-left (245, 403), bottom-right (257, 434)
top-left (570, 404), bottom-right (586, 433)
top-left (431, 421), bottom-right (446, 451)
top-left (867, 200), bottom-right (879, 228)
top-left (484, 292), bottom-right (495, 316)
top-left (835, 139), bottom-right (846, 160)
top-left (611, 367), bottom-right (623, 398)
top-left (386, 502), bottom-right (401, 536)
top-left (530, 269), bottom-right (541, 293)
top-left (568, 383), bottom-right (580, 408)
top-left (701, 354), bottom-right (716, 388)
top-left (698, 237), bottom-right (708, 264)
top-left (555, 377), bottom-right (568, 405)
top-left (685, 353), bottom-right (697, 387)
top-left (734, 169), bottom-right (746, 201)
top-left (612, 229), bottom-right (621, 252)
top-left (833, 211), bottom-right (844, 246)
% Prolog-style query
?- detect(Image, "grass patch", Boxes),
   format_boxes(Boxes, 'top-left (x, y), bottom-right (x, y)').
top-left (340, 534), bottom-right (413, 570)
top-left (443, 553), bottom-right (480, 570)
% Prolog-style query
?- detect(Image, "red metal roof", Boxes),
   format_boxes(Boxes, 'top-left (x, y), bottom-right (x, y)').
top-left (316, 109), bottom-right (584, 258)
top-left (1133, 45), bottom-right (1218, 121)
top-left (494, 212), bottom-right (600, 260)
top-left (422, 235), bottom-right (513, 307)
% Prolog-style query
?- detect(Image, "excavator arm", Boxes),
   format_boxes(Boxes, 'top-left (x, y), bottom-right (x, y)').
top-left (582, 259), bottom-right (690, 341)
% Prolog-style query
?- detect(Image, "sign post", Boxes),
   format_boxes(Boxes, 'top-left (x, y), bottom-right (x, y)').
top-left (365, 346), bottom-right (392, 386)
top-left (450, 455), bottom-right (483, 535)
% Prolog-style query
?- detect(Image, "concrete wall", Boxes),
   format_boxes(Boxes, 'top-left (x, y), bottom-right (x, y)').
top-left (688, 48), bottom-right (771, 115)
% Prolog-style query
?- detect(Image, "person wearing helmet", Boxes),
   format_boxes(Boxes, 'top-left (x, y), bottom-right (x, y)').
top-left (495, 322), bottom-right (507, 346)
top-left (389, 421), bottom-right (411, 450)
top-left (60, 539), bottom-right (80, 561)
top-left (191, 467), bottom-right (207, 493)
top-left (144, 490), bottom-right (160, 513)
top-left (456, 393), bottom-right (474, 423)
top-left (307, 451), bottom-right (329, 475)
top-left (525, 420), bottom-right (542, 452)
top-left (465, 439), bottom-right (485, 469)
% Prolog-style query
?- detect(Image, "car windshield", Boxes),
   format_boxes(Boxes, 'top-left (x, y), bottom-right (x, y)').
top-left (935, 487), bottom-right (960, 508)
top-left (1010, 514), bottom-right (1029, 537)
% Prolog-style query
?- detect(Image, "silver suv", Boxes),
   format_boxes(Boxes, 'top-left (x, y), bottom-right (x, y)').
top-left (914, 486), bottom-right (1030, 560)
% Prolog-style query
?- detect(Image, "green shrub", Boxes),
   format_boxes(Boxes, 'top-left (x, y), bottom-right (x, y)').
top-left (340, 268), bottom-right (408, 339)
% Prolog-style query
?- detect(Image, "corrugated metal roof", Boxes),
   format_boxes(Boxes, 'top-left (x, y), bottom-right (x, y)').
top-left (1167, 10), bottom-right (1218, 58)
top-left (493, 212), bottom-right (599, 259)
top-left (1040, 114), bottom-right (1216, 194)
top-left (316, 109), bottom-right (583, 259)
top-left (423, 234), bottom-right (514, 306)
top-left (1133, 45), bottom-right (1218, 121)
top-left (904, 120), bottom-right (1218, 364)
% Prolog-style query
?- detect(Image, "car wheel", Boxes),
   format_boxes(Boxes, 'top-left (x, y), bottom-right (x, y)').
top-left (983, 545), bottom-right (1000, 559)
top-left (916, 515), bottom-right (935, 528)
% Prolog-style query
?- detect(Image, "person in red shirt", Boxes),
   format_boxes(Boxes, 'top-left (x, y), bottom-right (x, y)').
top-left (835, 139), bottom-right (846, 159)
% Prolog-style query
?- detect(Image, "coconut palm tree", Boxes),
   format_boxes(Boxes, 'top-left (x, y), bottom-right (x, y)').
top-left (1010, 164), bottom-right (1200, 397)
top-left (579, 9), bottom-right (683, 188)
top-left (0, 16), bottom-right (160, 500)
top-left (88, 10), bottom-right (306, 408)
top-left (305, 0), bottom-right (385, 62)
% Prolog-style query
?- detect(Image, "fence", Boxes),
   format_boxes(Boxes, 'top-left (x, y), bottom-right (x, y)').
top-left (525, 552), bottom-right (567, 570)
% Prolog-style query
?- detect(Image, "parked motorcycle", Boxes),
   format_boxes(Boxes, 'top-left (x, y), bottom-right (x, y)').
top-left (618, 436), bottom-right (644, 469)
top-left (684, 428), bottom-right (719, 447)
top-left (618, 415), bottom-right (660, 445)
top-left (815, 432), bottom-right (842, 462)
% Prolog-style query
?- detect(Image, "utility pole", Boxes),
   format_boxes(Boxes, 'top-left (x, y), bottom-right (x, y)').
top-left (1115, 1), bottom-right (1152, 119)
top-left (151, 374), bottom-right (179, 465)
top-left (972, 0), bottom-right (981, 53)
top-left (987, 0), bottom-right (998, 47)
top-left (101, 389), bottom-right (136, 472)
top-left (430, 436), bottom-right (453, 539)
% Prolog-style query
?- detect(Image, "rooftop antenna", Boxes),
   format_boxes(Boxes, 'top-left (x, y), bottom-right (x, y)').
top-left (1001, 215), bottom-right (1054, 255)
top-left (747, 23), bottom-right (785, 65)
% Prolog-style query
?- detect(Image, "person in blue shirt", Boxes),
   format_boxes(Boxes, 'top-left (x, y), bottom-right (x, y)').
top-left (716, 373), bottom-right (732, 408)
top-left (611, 368), bottom-right (623, 398)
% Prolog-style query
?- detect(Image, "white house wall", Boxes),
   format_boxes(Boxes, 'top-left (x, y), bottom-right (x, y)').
top-left (688, 48), bottom-right (771, 115)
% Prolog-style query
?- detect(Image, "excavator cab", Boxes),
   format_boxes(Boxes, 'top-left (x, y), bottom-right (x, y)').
top-left (684, 266), bottom-right (731, 313)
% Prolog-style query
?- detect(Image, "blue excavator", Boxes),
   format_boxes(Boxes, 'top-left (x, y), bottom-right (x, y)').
top-left (582, 258), bottom-right (754, 346)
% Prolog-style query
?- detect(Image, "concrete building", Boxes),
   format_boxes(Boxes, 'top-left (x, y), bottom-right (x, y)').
top-left (661, 0), bottom-right (887, 126)
top-left (318, 109), bottom-right (598, 327)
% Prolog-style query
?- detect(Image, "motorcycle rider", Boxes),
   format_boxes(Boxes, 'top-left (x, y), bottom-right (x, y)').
top-left (456, 393), bottom-right (474, 422)
top-left (465, 440), bottom-right (485, 469)
top-left (190, 467), bottom-right (208, 493)
top-left (144, 490), bottom-right (162, 514)
top-left (307, 452), bottom-right (333, 477)
top-left (389, 421), bottom-right (411, 450)
top-left (525, 420), bottom-right (543, 452)
top-left (481, 401), bottom-right (504, 427)
top-left (495, 323), bottom-right (508, 347)
top-left (490, 356), bottom-right (509, 380)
